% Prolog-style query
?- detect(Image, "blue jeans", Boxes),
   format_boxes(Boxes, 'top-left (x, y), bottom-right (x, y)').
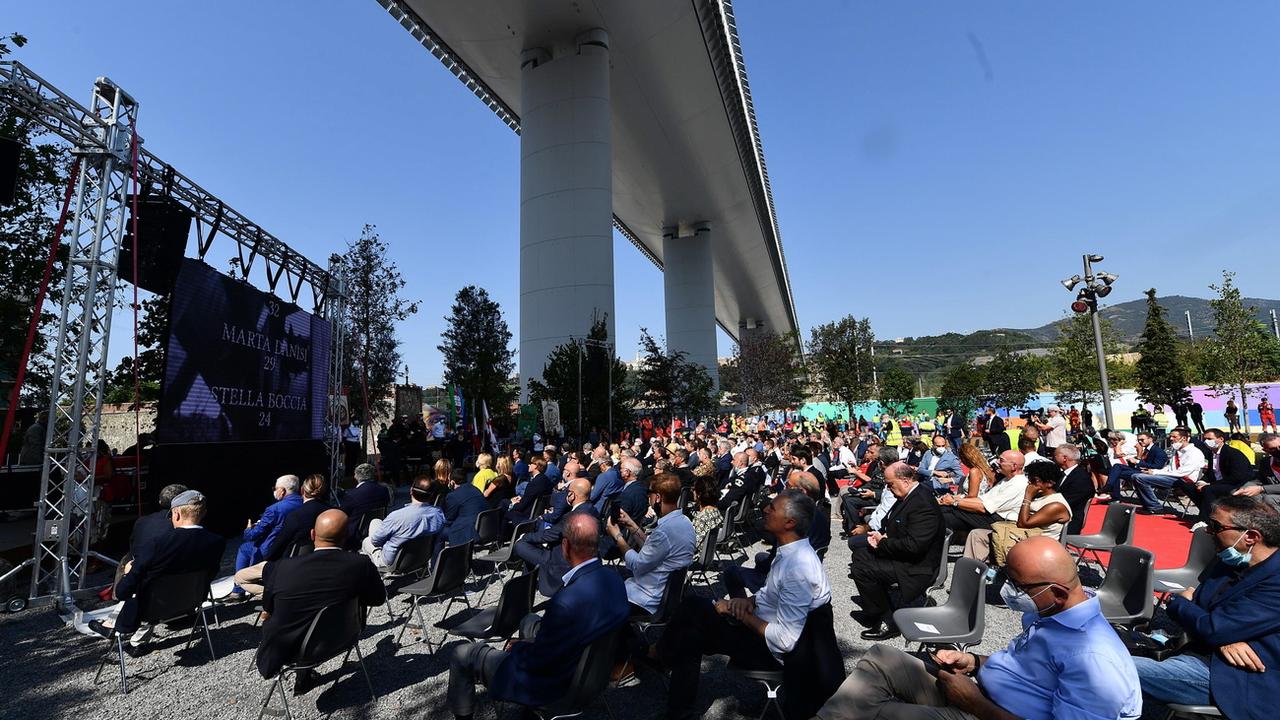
top-left (1105, 464), bottom-right (1141, 496)
top-left (1132, 473), bottom-right (1184, 511)
top-left (1132, 654), bottom-right (1211, 707)
top-left (233, 541), bottom-right (261, 593)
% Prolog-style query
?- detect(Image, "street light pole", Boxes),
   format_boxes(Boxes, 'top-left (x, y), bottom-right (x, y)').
top-left (1082, 255), bottom-right (1115, 430)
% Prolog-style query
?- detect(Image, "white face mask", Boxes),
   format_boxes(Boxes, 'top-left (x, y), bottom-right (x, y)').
top-left (1170, 441), bottom-right (1184, 451)
top-left (933, 447), bottom-right (947, 456)
top-left (1204, 439), bottom-right (1220, 450)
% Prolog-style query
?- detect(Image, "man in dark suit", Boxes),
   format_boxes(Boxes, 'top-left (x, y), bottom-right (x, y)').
top-left (112, 483), bottom-right (188, 590)
top-left (1193, 428), bottom-right (1256, 521)
top-left (443, 470), bottom-right (490, 547)
top-left (944, 408), bottom-right (966, 450)
top-left (1189, 401), bottom-right (1206, 436)
top-left (718, 452), bottom-right (757, 514)
top-left (514, 478), bottom-right (598, 597)
top-left (714, 440), bottom-right (734, 484)
top-left (340, 462), bottom-right (391, 542)
top-left (505, 457), bottom-right (555, 528)
top-left (447, 513), bottom-right (629, 719)
top-left (235, 474), bottom-right (332, 597)
top-left (1100, 431), bottom-right (1167, 502)
top-left (600, 458), bottom-right (650, 558)
top-left (848, 462), bottom-right (944, 640)
top-left (1238, 432), bottom-right (1280, 511)
top-left (1053, 445), bottom-right (1094, 536)
top-left (1132, 495), bottom-right (1280, 720)
top-left (255, 509), bottom-right (386, 689)
top-left (90, 490), bottom-right (225, 655)
top-left (984, 408), bottom-right (1010, 454)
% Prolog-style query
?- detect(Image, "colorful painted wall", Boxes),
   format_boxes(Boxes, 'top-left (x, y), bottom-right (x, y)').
top-left (796, 383), bottom-right (1280, 431)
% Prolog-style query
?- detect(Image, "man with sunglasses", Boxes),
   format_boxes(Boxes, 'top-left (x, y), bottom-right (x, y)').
top-left (1131, 495), bottom-right (1280, 720)
top-left (813, 536), bottom-right (1141, 720)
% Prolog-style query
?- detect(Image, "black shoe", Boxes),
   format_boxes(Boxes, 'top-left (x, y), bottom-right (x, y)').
top-left (860, 623), bottom-right (900, 641)
top-left (87, 620), bottom-right (113, 639)
top-left (1136, 507), bottom-right (1162, 515)
top-left (293, 669), bottom-right (319, 696)
top-left (123, 642), bottom-right (150, 658)
top-left (848, 609), bottom-right (871, 627)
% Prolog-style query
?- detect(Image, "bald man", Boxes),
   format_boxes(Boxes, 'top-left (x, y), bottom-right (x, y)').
top-left (256, 509), bottom-right (387, 687)
top-left (514, 477), bottom-right (600, 597)
top-left (816, 536), bottom-right (1141, 720)
top-left (448, 514), bottom-right (628, 719)
top-left (939, 450), bottom-right (1029, 539)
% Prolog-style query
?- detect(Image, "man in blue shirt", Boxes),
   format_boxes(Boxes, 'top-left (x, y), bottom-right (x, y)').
top-left (1132, 495), bottom-right (1280, 720)
top-left (230, 475), bottom-right (303, 601)
top-left (813, 535), bottom-right (1141, 720)
top-left (589, 458), bottom-right (621, 511)
top-left (603, 472), bottom-right (695, 614)
top-left (362, 476), bottom-right (445, 568)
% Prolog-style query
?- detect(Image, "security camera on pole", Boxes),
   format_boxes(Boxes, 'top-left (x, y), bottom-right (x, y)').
top-left (1060, 255), bottom-right (1119, 430)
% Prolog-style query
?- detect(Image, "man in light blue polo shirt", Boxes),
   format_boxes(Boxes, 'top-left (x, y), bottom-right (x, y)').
top-left (603, 472), bottom-right (694, 613)
top-left (362, 476), bottom-right (444, 568)
top-left (813, 535), bottom-right (1141, 720)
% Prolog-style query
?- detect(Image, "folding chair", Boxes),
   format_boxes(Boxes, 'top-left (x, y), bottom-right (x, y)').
top-left (472, 520), bottom-right (535, 606)
top-left (512, 626), bottom-right (623, 720)
top-left (93, 569), bottom-right (218, 695)
top-left (894, 557), bottom-right (989, 651)
top-left (1153, 529), bottom-right (1216, 594)
top-left (714, 502), bottom-right (745, 564)
top-left (379, 532), bottom-right (438, 619)
top-left (446, 570), bottom-right (538, 643)
top-left (1096, 544), bottom-right (1155, 630)
top-left (395, 540), bottom-right (473, 651)
top-left (255, 600), bottom-right (374, 720)
top-left (688, 525), bottom-right (721, 588)
top-left (1065, 503), bottom-right (1136, 578)
top-left (618, 568), bottom-right (687, 684)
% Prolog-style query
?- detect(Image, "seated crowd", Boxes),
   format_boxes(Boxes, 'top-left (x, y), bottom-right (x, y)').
top-left (87, 414), bottom-right (1280, 719)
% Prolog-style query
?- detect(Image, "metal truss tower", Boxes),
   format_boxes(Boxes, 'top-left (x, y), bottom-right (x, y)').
top-left (30, 76), bottom-right (137, 604)
top-left (1, 61), bottom-right (348, 605)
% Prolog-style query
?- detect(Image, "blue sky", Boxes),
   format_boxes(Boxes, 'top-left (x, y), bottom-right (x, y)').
top-left (9, 2), bottom-right (1279, 384)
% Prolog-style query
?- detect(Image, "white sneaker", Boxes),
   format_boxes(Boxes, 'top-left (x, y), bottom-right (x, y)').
top-left (1189, 521), bottom-right (1207, 533)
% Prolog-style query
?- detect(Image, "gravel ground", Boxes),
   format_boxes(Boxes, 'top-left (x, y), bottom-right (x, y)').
top-left (0, 512), bottom-right (1039, 720)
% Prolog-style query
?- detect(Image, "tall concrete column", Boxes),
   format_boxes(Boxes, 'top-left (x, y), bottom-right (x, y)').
top-left (663, 223), bottom-right (719, 389)
top-left (519, 29), bottom-right (613, 401)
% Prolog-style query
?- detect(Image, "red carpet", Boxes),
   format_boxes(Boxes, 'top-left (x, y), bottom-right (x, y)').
top-left (1078, 499), bottom-right (1194, 569)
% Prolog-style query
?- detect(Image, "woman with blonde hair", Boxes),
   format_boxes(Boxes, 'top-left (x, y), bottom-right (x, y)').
top-left (485, 455), bottom-right (516, 507)
top-left (956, 442), bottom-right (995, 498)
top-left (431, 458), bottom-right (453, 501)
top-left (471, 453), bottom-right (496, 491)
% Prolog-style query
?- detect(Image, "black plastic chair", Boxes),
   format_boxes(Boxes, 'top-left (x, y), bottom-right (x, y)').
top-left (689, 524), bottom-right (722, 587)
top-left (893, 557), bottom-right (989, 650)
top-left (395, 540), bottom-right (473, 651)
top-left (1066, 503), bottom-right (1137, 578)
top-left (729, 665), bottom-right (785, 720)
top-left (527, 494), bottom-right (549, 521)
top-left (93, 569), bottom-right (217, 694)
top-left (355, 505), bottom-right (389, 542)
top-left (524, 626), bottom-right (624, 720)
top-left (380, 532), bottom-right (439, 619)
top-left (447, 570), bottom-right (538, 643)
top-left (473, 508), bottom-right (503, 551)
top-left (714, 501), bottom-right (744, 563)
top-left (1153, 529), bottom-right (1216, 594)
top-left (287, 541), bottom-right (314, 558)
top-left (1096, 544), bottom-right (1155, 629)
top-left (473, 520), bottom-right (536, 605)
top-left (255, 600), bottom-right (373, 720)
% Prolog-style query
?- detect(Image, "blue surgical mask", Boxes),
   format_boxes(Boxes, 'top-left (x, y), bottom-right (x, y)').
top-left (999, 582), bottom-right (1054, 616)
top-left (1218, 531), bottom-right (1252, 568)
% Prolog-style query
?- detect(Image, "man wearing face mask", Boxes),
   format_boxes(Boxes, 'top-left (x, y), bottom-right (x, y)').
top-left (814, 536), bottom-right (1141, 720)
top-left (1189, 428), bottom-right (1256, 530)
top-left (1131, 426), bottom-right (1206, 516)
top-left (916, 434), bottom-right (962, 493)
top-left (1234, 432), bottom-right (1280, 511)
top-left (1131, 496), bottom-right (1280, 720)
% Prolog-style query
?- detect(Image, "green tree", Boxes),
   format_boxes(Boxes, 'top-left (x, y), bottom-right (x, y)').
top-left (1134, 289), bottom-right (1191, 411)
top-left (341, 225), bottom-right (418, 448)
top-left (720, 331), bottom-right (806, 415)
top-left (0, 32), bottom-right (72, 410)
top-left (102, 295), bottom-right (168, 404)
top-left (937, 362), bottom-right (984, 419)
top-left (1206, 271), bottom-right (1280, 432)
top-left (878, 364), bottom-right (916, 415)
top-left (807, 316), bottom-right (874, 420)
top-left (1046, 312), bottom-right (1124, 408)
top-left (634, 329), bottom-right (715, 422)
top-left (439, 284), bottom-right (515, 429)
top-left (983, 347), bottom-right (1040, 412)
top-left (527, 314), bottom-right (631, 438)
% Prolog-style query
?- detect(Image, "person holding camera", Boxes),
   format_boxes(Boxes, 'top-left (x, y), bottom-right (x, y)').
top-left (604, 472), bottom-right (694, 614)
